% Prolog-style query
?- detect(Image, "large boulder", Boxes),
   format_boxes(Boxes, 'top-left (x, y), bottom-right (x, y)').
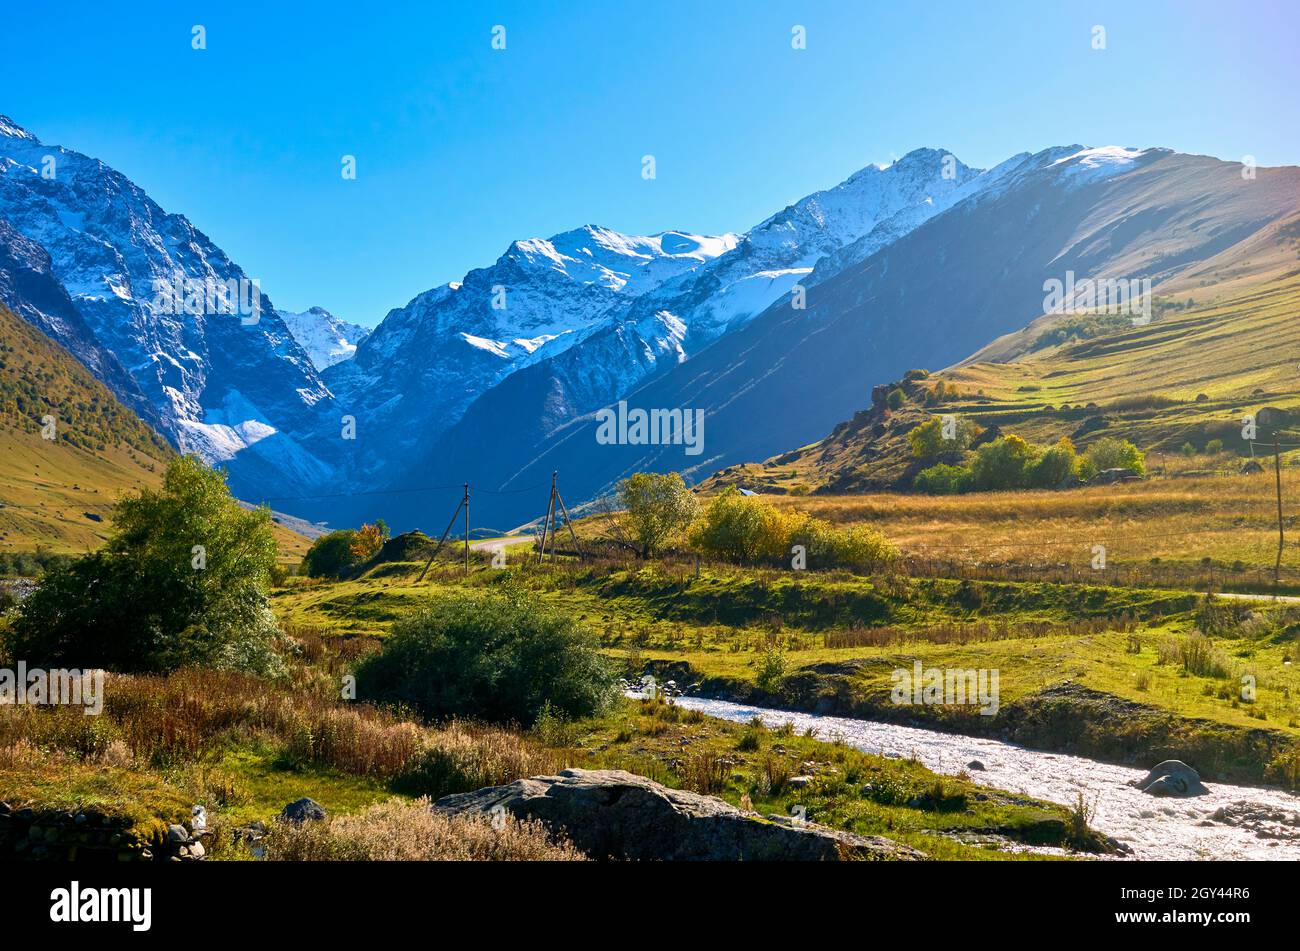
top-left (1131, 760), bottom-right (1207, 797)
top-left (280, 798), bottom-right (327, 823)
top-left (433, 768), bottom-right (925, 861)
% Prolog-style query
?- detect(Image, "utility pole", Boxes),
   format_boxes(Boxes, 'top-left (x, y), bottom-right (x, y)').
top-left (535, 471), bottom-right (584, 563)
top-left (554, 473), bottom-right (585, 561)
top-left (417, 484), bottom-right (470, 582)
top-left (537, 473), bottom-right (557, 563)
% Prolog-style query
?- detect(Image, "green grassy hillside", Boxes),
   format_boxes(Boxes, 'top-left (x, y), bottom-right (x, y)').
top-left (0, 303), bottom-right (312, 561)
top-left (0, 302), bottom-right (172, 554)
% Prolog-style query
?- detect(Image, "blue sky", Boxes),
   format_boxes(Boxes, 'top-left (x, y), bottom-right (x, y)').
top-left (6, 0), bottom-right (1298, 326)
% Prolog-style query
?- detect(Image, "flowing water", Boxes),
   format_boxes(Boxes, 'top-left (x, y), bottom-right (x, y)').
top-left (663, 694), bottom-right (1300, 860)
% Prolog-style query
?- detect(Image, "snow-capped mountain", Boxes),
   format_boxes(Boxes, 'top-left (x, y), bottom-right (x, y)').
top-left (423, 143), bottom-right (1300, 533)
top-left (320, 225), bottom-right (739, 479)
top-left (277, 306), bottom-right (371, 370)
top-left (0, 115), bottom-right (337, 497)
top-left (322, 148), bottom-right (996, 509)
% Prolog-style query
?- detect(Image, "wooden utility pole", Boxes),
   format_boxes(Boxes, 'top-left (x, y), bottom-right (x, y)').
top-left (417, 484), bottom-right (470, 582)
top-left (1275, 435), bottom-right (1285, 594)
top-left (553, 473), bottom-right (584, 561)
top-left (537, 473), bottom-right (557, 563)
top-left (535, 471), bottom-right (584, 563)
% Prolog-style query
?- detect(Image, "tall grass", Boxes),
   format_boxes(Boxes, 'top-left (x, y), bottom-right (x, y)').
top-left (266, 797), bottom-right (585, 861)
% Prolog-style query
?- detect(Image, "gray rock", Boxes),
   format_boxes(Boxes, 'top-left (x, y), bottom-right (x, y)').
top-left (1132, 760), bottom-right (1208, 797)
top-left (280, 798), bottom-right (327, 824)
top-left (434, 768), bottom-right (925, 861)
top-left (166, 823), bottom-right (189, 844)
top-left (966, 760), bottom-right (986, 771)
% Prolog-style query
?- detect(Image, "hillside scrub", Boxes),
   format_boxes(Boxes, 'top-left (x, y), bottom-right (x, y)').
top-left (3, 456), bottom-right (283, 674)
top-left (354, 589), bottom-right (618, 725)
top-left (690, 488), bottom-right (897, 571)
top-left (914, 429), bottom-right (1144, 494)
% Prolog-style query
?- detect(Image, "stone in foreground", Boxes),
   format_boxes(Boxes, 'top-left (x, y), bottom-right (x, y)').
top-left (1132, 760), bottom-right (1208, 797)
top-left (434, 768), bottom-right (926, 861)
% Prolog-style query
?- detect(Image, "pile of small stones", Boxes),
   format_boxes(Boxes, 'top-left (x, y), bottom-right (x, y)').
top-left (0, 800), bottom-right (209, 862)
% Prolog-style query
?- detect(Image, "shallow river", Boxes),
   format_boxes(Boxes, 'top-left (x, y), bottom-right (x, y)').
top-left (664, 694), bottom-right (1300, 860)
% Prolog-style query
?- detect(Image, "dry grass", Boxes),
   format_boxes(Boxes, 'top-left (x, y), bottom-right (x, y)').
top-left (0, 667), bottom-right (556, 794)
top-left (266, 797), bottom-right (586, 861)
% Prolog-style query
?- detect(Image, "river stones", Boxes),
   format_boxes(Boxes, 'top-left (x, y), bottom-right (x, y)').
top-left (1132, 760), bottom-right (1207, 797)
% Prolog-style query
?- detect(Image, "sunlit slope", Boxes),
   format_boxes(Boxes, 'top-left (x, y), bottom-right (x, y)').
top-left (714, 270), bottom-right (1300, 495)
top-left (0, 303), bottom-right (311, 559)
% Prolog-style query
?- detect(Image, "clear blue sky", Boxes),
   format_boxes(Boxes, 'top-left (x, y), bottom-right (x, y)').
top-left (5, 0), bottom-right (1298, 326)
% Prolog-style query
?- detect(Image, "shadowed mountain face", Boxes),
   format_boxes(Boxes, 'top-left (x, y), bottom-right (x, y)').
top-left (352, 149), bottom-right (1300, 533)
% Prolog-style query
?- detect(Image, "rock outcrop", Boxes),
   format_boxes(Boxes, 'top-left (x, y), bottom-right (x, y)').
top-left (434, 768), bottom-right (925, 861)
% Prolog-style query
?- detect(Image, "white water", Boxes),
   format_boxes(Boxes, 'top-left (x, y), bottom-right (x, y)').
top-left (666, 695), bottom-right (1300, 860)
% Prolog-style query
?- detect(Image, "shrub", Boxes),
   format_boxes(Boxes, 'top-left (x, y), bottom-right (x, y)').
top-left (690, 489), bottom-right (793, 564)
top-left (1084, 437), bottom-right (1145, 476)
top-left (756, 648), bottom-right (788, 693)
top-left (793, 518), bottom-right (897, 572)
top-left (1206, 438), bottom-right (1224, 454)
top-left (354, 591), bottom-right (618, 725)
top-left (914, 463), bottom-right (972, 495)
top-left (1028, 437), bottom-right (1081, 488)
top-left (886, 388), bottom-right (906, 410)
top-left (4, 456), bottom-right (282, 674)
top-left (971, 435), bottom-right (1039, 490)
top-left (301, 529), bottom-right (362, 578)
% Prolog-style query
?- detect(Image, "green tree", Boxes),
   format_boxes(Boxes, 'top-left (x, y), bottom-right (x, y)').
top-left (5, 456), bottom-right (282, 673)
top-left (301, 529), bottom-right (362, 577)
top-left (618, 472), bottom-right (700, 558)
top-left (689, 488), bottom-right (792, 564)
top-left (1084, 437), bottom-right (1146, 476)
top-left (355, 590), bottom-right (617, 725)
top-left (908, 415), bottom-right (978, 459)
top-left (886, 387), bottom-right (906, 410)
top-left (1028, 437), bottom-right (1081, 488)
top-left (970, 435), bottom-right (1039, 490)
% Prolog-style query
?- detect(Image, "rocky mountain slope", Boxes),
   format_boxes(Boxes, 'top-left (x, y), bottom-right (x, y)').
top-left (0, 115), bottom-right (338, 501)
top-left (277, 306), bottom-right (371, 370)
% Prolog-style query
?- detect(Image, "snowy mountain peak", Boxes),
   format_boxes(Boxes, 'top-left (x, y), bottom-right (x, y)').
top-left (277, 306), bottom-right (372, 370)
top-left (502, 224), bottom-right (738, 294)
top-left (0, 116), bottom-right (38, 142)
